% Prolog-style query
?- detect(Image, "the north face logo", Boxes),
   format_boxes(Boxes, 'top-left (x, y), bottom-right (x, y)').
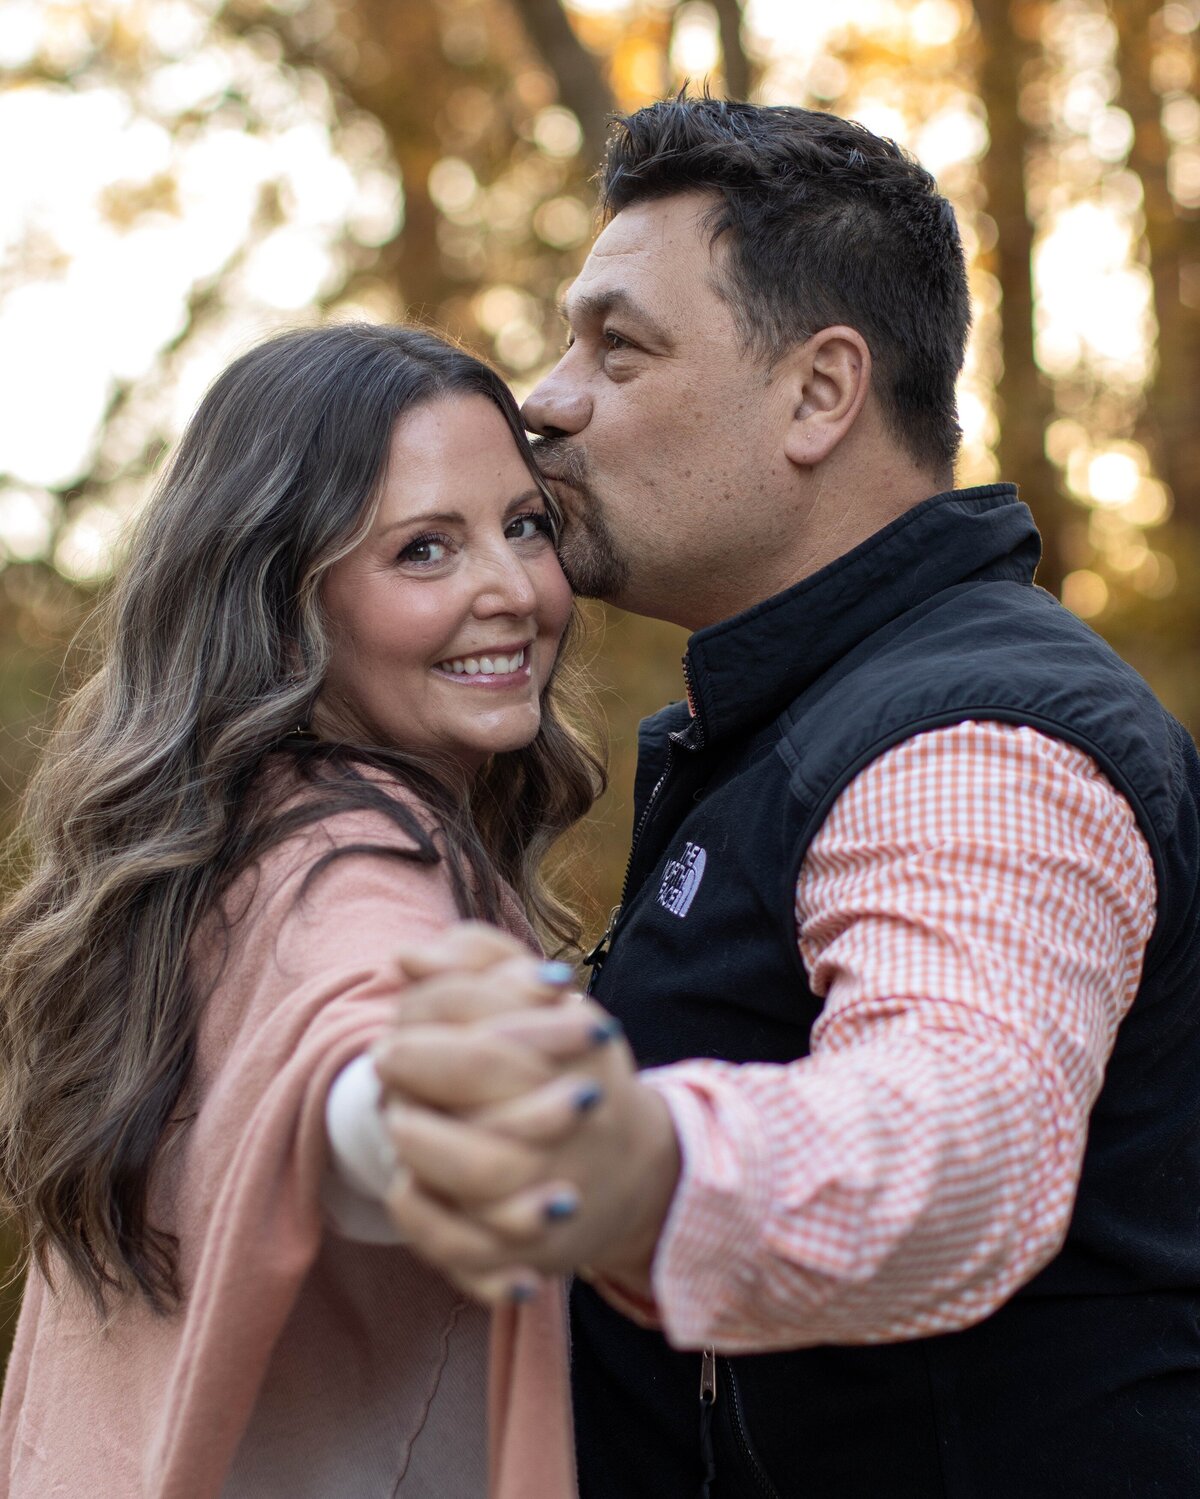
top-left (658, 842), bottom-right (707, 918)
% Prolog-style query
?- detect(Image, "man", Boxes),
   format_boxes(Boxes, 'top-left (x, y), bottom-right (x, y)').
top-left (375, 97), bottom-right (1200, 1496)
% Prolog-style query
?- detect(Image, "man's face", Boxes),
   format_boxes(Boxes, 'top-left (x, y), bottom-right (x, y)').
top-left (522, 192), bottom-right (798, 630)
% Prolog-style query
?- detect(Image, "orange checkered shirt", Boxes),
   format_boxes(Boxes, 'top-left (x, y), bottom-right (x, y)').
top-left (631, 720), bottom-right (1156, 1352)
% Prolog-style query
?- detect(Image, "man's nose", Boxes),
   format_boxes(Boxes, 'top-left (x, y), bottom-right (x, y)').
top-left (521, 358), bottom-right (592, 438)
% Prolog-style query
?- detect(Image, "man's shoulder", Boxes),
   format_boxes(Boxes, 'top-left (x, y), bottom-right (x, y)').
top-left (777, 578), bottom-right (1185, 844)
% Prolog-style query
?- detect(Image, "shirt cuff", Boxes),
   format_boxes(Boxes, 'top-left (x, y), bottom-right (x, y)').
top-left (629, 1062), bottom-right (774, 1348)
top-left (322, 1051), bottom-right (405, 1243)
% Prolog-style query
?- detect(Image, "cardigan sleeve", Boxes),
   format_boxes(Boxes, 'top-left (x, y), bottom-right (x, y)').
top-left (147, 807), bottom-right (472, 1493)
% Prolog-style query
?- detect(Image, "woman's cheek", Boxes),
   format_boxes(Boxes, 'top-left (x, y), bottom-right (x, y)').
top-left (383, 583), bottom-right (455, 659)
top-left (538, 554), bottom-right (575, 644)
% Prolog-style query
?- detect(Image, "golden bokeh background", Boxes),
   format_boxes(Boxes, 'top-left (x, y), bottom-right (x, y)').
top-left (0, 0), bottom-right (1197, 1364)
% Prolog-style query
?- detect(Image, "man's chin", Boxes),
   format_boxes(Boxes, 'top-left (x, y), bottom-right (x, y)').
top-left (557, 531), bottom-right (630, 602)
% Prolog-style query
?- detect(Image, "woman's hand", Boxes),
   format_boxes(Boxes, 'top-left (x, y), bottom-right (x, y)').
top-left (373, 923), bottom-right (681, 1305)
top-left (374, 921), bottom-right (609, 1114)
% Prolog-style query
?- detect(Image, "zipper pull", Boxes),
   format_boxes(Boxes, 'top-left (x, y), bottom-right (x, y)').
top-left (583, 904), bottom-right (621, 981)
top-left (698, 1348), bottom-right (717, 1498)
top-left (700, 1346), bottom-right (717, 1404)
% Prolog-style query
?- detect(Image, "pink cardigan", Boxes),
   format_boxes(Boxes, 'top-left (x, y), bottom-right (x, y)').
top-left (0, 796), bottom-right (577, 1497)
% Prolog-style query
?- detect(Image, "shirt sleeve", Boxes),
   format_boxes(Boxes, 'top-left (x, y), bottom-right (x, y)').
top-left (628, 721), bottom-right (1157, 1353)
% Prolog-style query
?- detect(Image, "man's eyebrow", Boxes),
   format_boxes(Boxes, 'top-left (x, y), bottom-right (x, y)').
top-left (558, 287), bottom-right (673, 346)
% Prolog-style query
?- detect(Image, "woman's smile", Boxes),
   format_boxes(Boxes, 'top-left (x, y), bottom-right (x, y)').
top-left (431, 642), bottom-right (532, 683)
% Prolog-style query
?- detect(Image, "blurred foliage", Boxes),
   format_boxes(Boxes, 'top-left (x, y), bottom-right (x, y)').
top-left (0, 0), bottom-right (1197, 1371)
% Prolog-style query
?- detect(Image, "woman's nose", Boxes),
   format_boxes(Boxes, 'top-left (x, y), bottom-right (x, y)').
top-left (470, 548), bottom-right (539, 618)
top-left (521, 359), bottom-right (591, 439)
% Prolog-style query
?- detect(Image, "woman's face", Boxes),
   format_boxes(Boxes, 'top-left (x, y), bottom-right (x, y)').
top-left (318, 393), bottom-right (573, 770)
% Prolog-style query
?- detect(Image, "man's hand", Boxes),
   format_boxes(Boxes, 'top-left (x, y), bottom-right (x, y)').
top-left (372, 923), bottom-right (681, 1305)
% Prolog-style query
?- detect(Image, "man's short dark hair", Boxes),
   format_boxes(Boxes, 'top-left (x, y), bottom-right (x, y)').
top-left (599, 95), bottom-right (971, 477)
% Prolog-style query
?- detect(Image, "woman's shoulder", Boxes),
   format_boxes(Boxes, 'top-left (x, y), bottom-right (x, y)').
top-left (207, 759), bottom-right (453, 949)
top-left (190, 762), bottom-right (463, 1034)
top-left (189, 755), bottom-right (537, 1076)
top-left (256, 755), bottom-right (441, 869)
top-left (202, 754), bottom-right (539, 979)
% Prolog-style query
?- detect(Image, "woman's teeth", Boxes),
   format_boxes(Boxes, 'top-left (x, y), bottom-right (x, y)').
top-left (436, 648), bottom-right (527, 676)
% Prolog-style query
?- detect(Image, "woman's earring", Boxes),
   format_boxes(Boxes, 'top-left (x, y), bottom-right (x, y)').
top-left (286, 676), bottom-right (317, 741)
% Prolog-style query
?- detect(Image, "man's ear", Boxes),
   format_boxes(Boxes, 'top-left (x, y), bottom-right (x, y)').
top-left (780, 326), bottom-right (872, 469)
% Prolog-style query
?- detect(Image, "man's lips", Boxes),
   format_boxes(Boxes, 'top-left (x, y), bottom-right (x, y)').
top-left (531, 444), bottom-right (587, 491)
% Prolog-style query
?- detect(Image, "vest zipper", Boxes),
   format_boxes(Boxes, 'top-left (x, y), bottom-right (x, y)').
top-left (621, 738), bottom-right (679, 904)
top-left (681, 652), bottom-right (706, 749)
top-left (582, 904), bottom-right (621, 972)
top-left (613, 655), bottom-right (704, 918)
top-left (723, 1358), bottom-right (783, 1499)
top-left (590, 653), bottom-right (706, 986)
top-left (586, 739), bottom-right (677, 987)
top-left (698, 1347), bottom-right (717, 1499)
top-left (699, 1352), bottom-right (781, 1499)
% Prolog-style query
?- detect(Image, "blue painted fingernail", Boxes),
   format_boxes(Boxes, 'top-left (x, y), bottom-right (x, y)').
top-left (589, 1016), bottom-right (623, 1045)
top-left (543, 1193), bottom-right (579, 1222)
top-left (536, 960), bottom-right (576, 987)
top-left (573, 1082), bottom-right (604, 1114)
top-left (509, 1281), bottom-right (539, 1304)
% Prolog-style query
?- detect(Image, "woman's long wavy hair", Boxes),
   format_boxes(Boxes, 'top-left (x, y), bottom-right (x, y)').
top-left (0, 323), bottom-right (604, 1314)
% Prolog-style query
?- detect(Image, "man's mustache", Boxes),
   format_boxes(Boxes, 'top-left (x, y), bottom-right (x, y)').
top-left (530, 436), bottom-right (589, 488)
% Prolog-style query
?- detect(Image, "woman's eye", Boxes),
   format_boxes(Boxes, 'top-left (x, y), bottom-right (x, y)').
top-left (506, 511), bottom-right (552, 543)
top-left (399, 534), bottom-right (450, 565)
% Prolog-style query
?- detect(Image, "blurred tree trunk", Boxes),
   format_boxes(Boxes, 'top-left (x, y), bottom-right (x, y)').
top-left (1112, 0), bottom-right (1200, 530)
top-left (341, 0), bottom-right (466, 324)
top-left (225, 0), bottom-right (466, 323)
top-left (1104, 0), bottom-right (1200, 736)
top-left (506, 0), bottom-right (615, 163)
top-left (973, 0), bottom-right (1069, 594)
top-left (712, 0), bottom-right (754, 100)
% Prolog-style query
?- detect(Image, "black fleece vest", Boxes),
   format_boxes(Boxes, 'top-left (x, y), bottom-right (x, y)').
top-left (573, 486), bottom-right (1200, 1499)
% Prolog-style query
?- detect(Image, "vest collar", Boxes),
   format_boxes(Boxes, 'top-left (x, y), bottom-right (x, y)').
top-left (683, 484), bottom-right (1040, 748)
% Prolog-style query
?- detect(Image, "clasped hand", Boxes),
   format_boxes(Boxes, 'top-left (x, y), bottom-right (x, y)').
top-left (371, 924), bottom-right (680, 1306)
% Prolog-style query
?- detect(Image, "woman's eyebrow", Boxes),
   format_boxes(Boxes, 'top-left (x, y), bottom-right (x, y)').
top-left (376, 489), bottom-right (543, 536)
top-left (505, 487), bottom-right (547, 514)
top-left (377, 510), bottom-right (463, 536)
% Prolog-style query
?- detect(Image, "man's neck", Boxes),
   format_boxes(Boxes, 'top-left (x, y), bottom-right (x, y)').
top-left (670, 470), bottom-right (955, 634)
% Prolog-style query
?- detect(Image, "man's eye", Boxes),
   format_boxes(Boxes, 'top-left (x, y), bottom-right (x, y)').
top-left (399, 534), bottom-right (449, 565)
top-left (603, 329), bottom-right (632, 351)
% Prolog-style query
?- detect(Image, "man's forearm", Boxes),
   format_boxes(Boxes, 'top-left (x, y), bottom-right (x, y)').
top-left (628, 1027), bottom-right (1080, 1351)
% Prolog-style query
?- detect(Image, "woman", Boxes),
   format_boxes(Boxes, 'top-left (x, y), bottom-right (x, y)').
top-left (0, 324), bottom-right (604, 1497)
